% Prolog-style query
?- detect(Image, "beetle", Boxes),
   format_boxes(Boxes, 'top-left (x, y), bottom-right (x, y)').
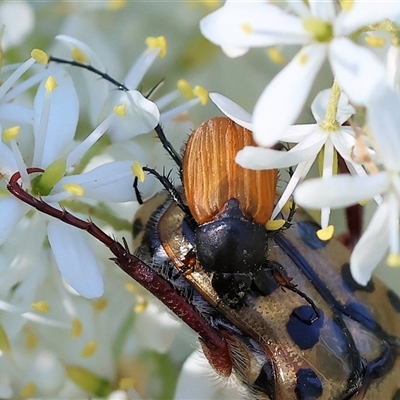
top-left (27, 58), bottom-right (400, 398)
top-left (132, 117), bottom-right (400, 399)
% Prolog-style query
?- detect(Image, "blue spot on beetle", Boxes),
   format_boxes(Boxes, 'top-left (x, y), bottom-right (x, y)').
top-left (286, 305), bottom-right (324, 350)
top-left (295, 368), bottom-right (323, 400)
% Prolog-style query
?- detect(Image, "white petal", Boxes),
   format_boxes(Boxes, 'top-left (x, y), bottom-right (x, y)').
top-left (124, 48), bottom-right (159, 90)
top-left (51, 161), bottom-right (136, 202)
top-left (47, 219), bottom-right (104, 298)
top-left (309, 0), bottom-right (336, 22)
top-left (294, 172), bottom-right (389, 209)
top-left (350, 200), bottom-right (391, 285)
top-left (329, 38), bottom-right (386, 105)
top-left (135, 302), bottom-right (181, 353)
top-left (272, 158), bottom-right (315, 219)
top-left (330, 128), bottom-right (357, 161)
top-left (335, 1), bottom-right (400, 36)
top-left (279, 124), bottom-right (317, 143)
top-left (311, 89), bottom-right (355, 124)
top-left (0, 141), bottom-right (17, 176)
top-left (209, 92), bottom-right (252, 130)
top-left (200, 1), bottom-right (308, 57)
top-left (55, 35), bottom-right (105, 69)
top-left (0, 103), bottom-right (34, 125)
top-left (0, 197), bottom-right (28, 245)
top-left (236, 131), bottom-right (325, 169)
top-left (253, 44), bottom-right (326, 146)
top-left (108, 90), bottom-right (160, 141)
top-left (367, 84), bottom-right (400, 171)
top-left (33, 68), bottom-right (79, 168)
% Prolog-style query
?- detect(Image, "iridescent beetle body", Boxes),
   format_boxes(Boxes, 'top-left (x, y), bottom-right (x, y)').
top-left (133, 192), bottom-right (400, 399)
top-left (132, 117), bottom-right (400, 399)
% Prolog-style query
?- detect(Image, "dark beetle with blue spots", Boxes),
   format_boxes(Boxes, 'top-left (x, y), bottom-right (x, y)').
top-left (133, 118), bottom-right (400, 399)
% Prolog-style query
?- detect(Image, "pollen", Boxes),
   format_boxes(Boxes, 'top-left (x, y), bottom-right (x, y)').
top-left (93, 298), bottom-right (108, 312)
top-left (114, 104), bottom-right (126, 117)
top-left (298, 52), bottom-right (309, 66)
top-left (24, 327), bottom-right (38, 349)
top-left (387, 253), bottom-right (400, 267)
top-left (119, 377), bottom-right (135, 390)
top-left (31, 301), bottom-right (51, 313)
top-left (267, 48), bottom-right (286, 65)
top-left (63, 183), bottom-right (85, 197)
top-left (72, 47), bottom-right (88, 64)
top-left (177, 79), bottom-right (193, 100)
top-left (2, 126), bottom-right (20, 142)
top-left (317, 225), bottom-right (334, 241)
top-left (31, 49), bottom-right (48, 64)
top-left (266, 219), bottom-right (285, 231)
top-left (71, 318), bottom-right (83, 338)
top-left (193, 85), bottom-right (209, 105)
top-left (241, 23), bottom-right (253, 35)
top-left (131, 161), bottom-right (145, 183)
top-left (108, 0), bottom-right (127, 10)
top-left (81, 340), bottom-right (97, 358)
top-left (45, 76), bottom-right (58, 93)
top-left (364, 35), bottom-right (386, 48)
top-left (19, 382), bottom-right (37, 398)
top-left (134, 299), bottom-right (148, 313)
top-left (125, 282), bottom-right (137, 292)
top-left (340, 0), bottom-right (354, 12)
top-left (145, 36), bottom-right (167, 58)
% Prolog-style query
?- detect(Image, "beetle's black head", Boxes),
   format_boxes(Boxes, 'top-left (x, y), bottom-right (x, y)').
top-left (195, 198), bottom-right (267, 275)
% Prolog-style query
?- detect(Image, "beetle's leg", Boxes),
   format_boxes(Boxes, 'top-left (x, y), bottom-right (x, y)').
top-left (269, 261), bottom-right (320, 324)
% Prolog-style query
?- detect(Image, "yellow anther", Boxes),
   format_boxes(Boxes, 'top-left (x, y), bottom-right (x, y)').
top-left (177, 79), bottom-right (193, 100)
top-left (267, 48), bottom-right (286, 65)
top-left (266, 219), bottom-right (286, 231)
top-left (298, 52), bottom-right (309, 65)
top-left (340, 0), bottom-right (354, 12)
top-left (119, 377), bottom-right (135, 390)
top-left (108, 0), bottom-right (127, 10)
top-left (71, 318), bottom-right (83, 338)
top-left (125, 282), bottom-right (137, 293)
top-left (145, 36), bottom-right (167, 58)
top-left (72, 47), bottom-right (88, 64)
top-left (114, 104), bottom-right (126, 117)
top-left (93, 298), bottom-right (108, 312)
top-left (2, 126), bottom-right (20, 142)
top-left (63, 183), bottom-right (85, 197)
top-left (193, 85), bottom-right (209, 105)
top-left (241, 23), bottom-right (253, 35)
top-left (24, 327), bottom-right (38, 349)
top-left (317, 225), bottom-right (334, 241)
top-left (134, 299), bottom-right (148, 313)
top-left (19, 382), bottom-right (37, 398)
top-left (131, 161), bottom-right (145, 183)
top-left (31, 301), bottom-right (51, 313)
top-left (81, 340), bottom-right (97, 358)
top-left (45, 76), bottom-right (58, 93)
top-left (387, 253), bottom-right (400, 267)
top-left (364, 35), bottom-right (386, 48)
top-left (31, 48), bottom-right (48, 64)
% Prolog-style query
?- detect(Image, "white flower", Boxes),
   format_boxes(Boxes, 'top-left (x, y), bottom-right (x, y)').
top-left (201, 1), bottom-right (400, 146)
top-left (211, 89), bottom-right (367, 228)
top-left (295, 84), bottom-right (400, 285)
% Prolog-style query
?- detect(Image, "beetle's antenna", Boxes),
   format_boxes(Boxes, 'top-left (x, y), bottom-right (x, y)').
top-left (48, 57), bottom-right (183, 169)
top-left (6, 168), bottom-right (230, 356)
